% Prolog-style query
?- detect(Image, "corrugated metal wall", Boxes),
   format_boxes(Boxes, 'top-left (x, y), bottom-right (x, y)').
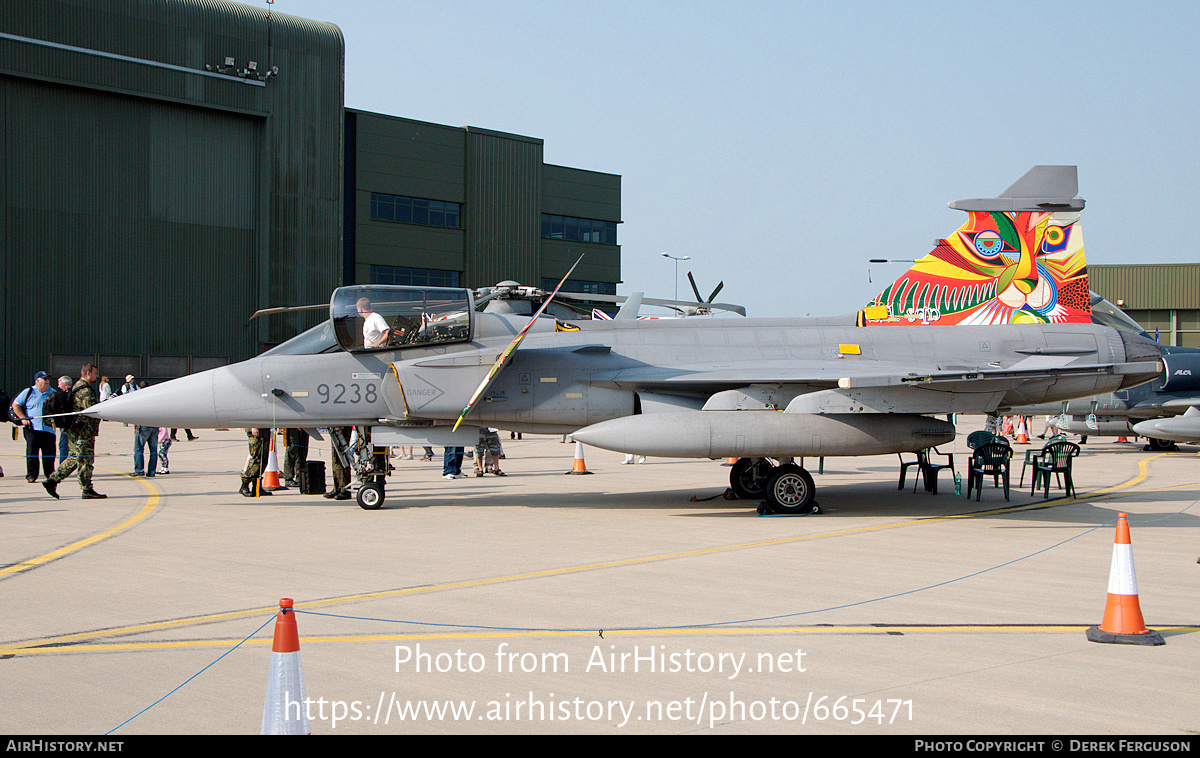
top-left (541, 164), bottom-right (621, 284)
top-left (463, 127), bottom-right (543, 288)
top-left (0, 0), bottom-right (342, 393)
top-left (1089, 264), bottom-right (1200, 310)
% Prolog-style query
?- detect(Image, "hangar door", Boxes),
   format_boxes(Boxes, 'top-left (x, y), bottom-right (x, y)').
top-left (1, 76), bottom-right (261, 391)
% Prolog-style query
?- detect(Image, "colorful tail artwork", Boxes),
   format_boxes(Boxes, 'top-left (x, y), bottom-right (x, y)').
top-left (864, 166), bottom-right (1092, 326)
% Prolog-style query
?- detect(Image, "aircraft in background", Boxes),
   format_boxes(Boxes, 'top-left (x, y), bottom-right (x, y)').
top-left (1133, 407), bottom-right (1200, 443)
top-left (475, 272), bottom-right (745, 321)
top-left (87, 166), bottom-right (1162, 511)
top-left (1010, 295), bottom-right (1200, 450)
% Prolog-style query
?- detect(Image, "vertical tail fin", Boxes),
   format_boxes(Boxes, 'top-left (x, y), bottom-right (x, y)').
top-left (863, 166), bottom-right (1092, 326)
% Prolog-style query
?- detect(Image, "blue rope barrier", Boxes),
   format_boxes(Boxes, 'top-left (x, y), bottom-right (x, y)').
top-left (106, 612), bottom-right (276, 734)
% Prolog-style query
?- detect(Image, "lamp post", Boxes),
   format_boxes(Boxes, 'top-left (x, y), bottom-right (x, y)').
top-left (661, 253), bottom-right (690, 301)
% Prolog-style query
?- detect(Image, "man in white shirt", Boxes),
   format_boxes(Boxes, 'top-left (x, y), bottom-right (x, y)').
top-left (356, 297), bottom-right (390, 348)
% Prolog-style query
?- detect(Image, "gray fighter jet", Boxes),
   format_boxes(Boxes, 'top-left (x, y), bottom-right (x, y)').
top-left (87, 166), bottom-right (1163, 511)
top-left (1011, 296), bottom-right (1200, 450)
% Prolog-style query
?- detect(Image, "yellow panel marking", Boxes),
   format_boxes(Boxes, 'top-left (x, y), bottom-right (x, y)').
top-left (839, 343), bottom-right (861, 355)
top-left (539, 377), bottom-right (557, 383)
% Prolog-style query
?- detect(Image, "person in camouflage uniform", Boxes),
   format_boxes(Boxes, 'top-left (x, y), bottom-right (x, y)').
top-left (44, 363), bottom-right (105, 500)
top-left (239, 427), bottom-right (272, 497)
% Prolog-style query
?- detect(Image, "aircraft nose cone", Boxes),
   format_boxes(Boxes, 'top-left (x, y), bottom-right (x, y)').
top-left (87, 370), bottom-right (219, 427)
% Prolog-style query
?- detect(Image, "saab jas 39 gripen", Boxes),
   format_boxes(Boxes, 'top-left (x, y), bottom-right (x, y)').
top-left (88, 166), bottom-right (1163, 511)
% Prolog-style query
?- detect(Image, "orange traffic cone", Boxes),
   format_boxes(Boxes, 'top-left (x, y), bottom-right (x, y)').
top-left (1086, 513), bottom-right (1164, 645)
top-left (722, 457), bottom-right (738, 466)
top-left (1116, 436), bottom-right (1129, 443)
top-left (566, 440), bottom-right (593, 474)
top-left (263, 431), bottom-right (286, 490)
top-left (261, 598), bottom-right (311, 733)
top-left (1016, 417), bottom-right (1028, 444)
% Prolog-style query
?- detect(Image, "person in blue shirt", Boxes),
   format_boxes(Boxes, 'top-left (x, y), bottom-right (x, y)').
top-left (11, 370), bottom-right (56, 482)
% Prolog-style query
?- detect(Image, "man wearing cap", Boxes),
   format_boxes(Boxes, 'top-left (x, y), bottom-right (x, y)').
top-left (120, 374), bottom-right (137, 395)
top-left (44, 363), bottom-right (105, 500)
top-left (11, 371), bottom-right (56, 482)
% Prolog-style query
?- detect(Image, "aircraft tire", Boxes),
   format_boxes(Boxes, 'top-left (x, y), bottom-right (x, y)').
top-left (729, 457), bottom-right (776, 500)
top-left (357, 482), bottom-right (385, 510)
top-left (764, 464), bottom-right (815, 514)
top-left (1147, 437), bottom-right (1177, 452)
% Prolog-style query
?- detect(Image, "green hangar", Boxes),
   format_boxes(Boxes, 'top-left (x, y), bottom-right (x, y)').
top-left (1089, 264), bottom-right (1200, 348)
top-left (0, 0), bottom-right (621, 395)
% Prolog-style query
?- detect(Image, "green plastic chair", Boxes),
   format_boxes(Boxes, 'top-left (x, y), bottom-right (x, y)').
top-left (966, 442), bottom-right (1012, 501)
top-left (966, 431), bottom-right (997, 450)
top-left (1019, 434), bottom-right (1067, 486)
top-left (898, 447), bottom-right (955, 494)
top-left (1031, 440), bottom-right (1080, 499)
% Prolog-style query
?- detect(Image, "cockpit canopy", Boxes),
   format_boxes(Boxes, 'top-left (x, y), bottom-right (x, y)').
top-left (1090, 292), bottom-right (1149, 337)
top-left (331, 286), bottom-right (474, 352)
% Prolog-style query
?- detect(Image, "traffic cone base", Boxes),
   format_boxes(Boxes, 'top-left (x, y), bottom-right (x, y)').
top-left (1086, 513), bottom-right (1164, 646)
top-left (566, 440), bottom-right (593, 474)
top-left (1086, 625), bottom-right (1164, 646)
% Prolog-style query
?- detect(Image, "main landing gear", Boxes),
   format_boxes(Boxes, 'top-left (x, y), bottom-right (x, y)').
top-left (729, 457), bottom-right (820, 514)
top-left (329, 426), bottom-right (389, 510)
top-left (1146, 437), bottom-right (1178, 452)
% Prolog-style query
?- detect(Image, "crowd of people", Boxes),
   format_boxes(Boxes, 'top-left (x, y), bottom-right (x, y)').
top-left (7, 366), bottom-right (200, 499)
top-left (988, 414), bottom-right (1090, 444)
top-left (6, 361), bottom-right (621, 501)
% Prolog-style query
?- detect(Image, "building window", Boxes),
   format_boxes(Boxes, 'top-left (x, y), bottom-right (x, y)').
top-left (542, 278), bottom-right (616, 296)
top-left (371, 193), bottom-right (461, 229)
top-left (541, 214), bottom-right (617, 245)
top-left (370, 265), bottom-right (461, 288)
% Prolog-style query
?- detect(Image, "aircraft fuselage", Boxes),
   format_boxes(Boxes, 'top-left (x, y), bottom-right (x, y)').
top-left (92, 314), bottom-right (1160, 457)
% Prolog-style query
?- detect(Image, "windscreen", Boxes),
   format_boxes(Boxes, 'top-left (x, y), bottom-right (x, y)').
top-left (260, 320), bottom-right (341, 356)
top-left (331, 286), bottom-right (473, 352)
top-left (1089, 292), bottom-right (1149, 337)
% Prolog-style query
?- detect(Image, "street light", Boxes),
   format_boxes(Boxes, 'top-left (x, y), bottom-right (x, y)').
top-left (661, 253), bottom-right (690, 301)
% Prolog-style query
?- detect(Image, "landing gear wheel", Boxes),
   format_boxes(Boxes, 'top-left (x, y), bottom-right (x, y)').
top-left (764, 464), bottom-right (815, 514)
top-left (729, 457), bottom-right (777, 500)
top-left (1147, 437), bottom-right (1177, 452)
top-left (357, 482), bottom-right (385, 510)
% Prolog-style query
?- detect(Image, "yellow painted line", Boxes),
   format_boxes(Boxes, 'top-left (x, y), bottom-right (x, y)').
top-left (8, 625), bottom-right (1199, 655)
top-left (1, 454), bottom-right (1183, 655)
top-left (0, 470), bottom-right (160, 577)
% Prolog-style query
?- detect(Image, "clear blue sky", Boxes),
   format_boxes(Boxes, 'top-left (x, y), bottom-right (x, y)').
top-left (273, 0), bottom-right (1200, 317)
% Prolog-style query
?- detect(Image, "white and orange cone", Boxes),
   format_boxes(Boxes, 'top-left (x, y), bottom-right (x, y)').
top-left (1086, 513), bottom-right (1164, 645)
top-left (261, 598), bottom-right (311, 734)
top-left (263, 431), bottom-right (286, 490)
top-left (1016, 417), bottom-right (1028, 444)
top-left (566, 440), bottom-right (593, 474)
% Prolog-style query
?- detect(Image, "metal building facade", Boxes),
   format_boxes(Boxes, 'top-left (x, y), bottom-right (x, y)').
top-left (1090, 263), bottom-right (1200, 348)
top-left (0, 0), bottom-right (343, 393)
top-left (346, 109), bottom-right (622, 297)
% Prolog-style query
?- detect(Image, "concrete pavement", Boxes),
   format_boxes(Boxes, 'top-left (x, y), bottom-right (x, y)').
top-left (1, 422), bottom-right (1197, 734)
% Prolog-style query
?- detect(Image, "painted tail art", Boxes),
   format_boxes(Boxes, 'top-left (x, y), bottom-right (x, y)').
top-left (863, 165), bottom-right (1092, 326)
